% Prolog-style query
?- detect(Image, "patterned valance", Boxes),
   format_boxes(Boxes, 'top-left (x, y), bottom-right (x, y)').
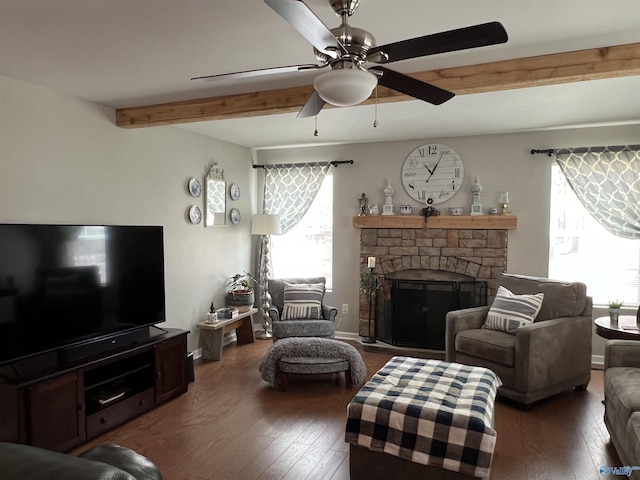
top-left (555, 145), bottom-right (640, 239)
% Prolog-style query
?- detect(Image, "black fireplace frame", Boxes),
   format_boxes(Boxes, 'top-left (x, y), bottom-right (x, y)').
top-left (375, 275), bottom-right (487, 350)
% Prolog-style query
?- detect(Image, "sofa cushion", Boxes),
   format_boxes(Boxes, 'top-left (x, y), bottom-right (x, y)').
top-left (483, 286), bottom-right (544, 334)
top-left (455, 328), bottom-right (516, 367)
top-left (268, 277), bottom-right (326, 314)
top-left (498, 274), bottom-right (588, 320)
top-left (282, 282), bottom-right (324, 320)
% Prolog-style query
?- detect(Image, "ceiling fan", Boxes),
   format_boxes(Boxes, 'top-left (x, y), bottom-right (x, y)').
top-left (192, 0), bottom-right (508, 118)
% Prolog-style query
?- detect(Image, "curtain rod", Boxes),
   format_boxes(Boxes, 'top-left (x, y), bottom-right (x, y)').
top-left (252, 160), bottom-right (354, 169)
top-left (530, 149), bottom-right (555, 156)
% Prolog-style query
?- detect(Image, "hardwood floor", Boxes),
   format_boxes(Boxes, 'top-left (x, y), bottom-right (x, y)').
top-left (71, 339), bottom-right (621, 480)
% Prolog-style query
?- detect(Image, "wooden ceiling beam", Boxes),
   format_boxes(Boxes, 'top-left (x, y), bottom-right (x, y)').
top-left (116, 42), bottom-right (640, 128)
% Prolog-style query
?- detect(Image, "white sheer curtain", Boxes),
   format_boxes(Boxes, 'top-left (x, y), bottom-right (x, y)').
top-left (555, 145), bottom-right (640, 239)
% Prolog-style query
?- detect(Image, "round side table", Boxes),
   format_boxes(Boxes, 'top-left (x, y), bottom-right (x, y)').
top-left (594, 315), bottom-right (640, 340)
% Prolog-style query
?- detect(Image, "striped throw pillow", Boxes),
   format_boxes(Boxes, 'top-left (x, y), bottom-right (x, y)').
top-left (281, 282), bottom-right (325, 320)
top-left (483, 286), bottom-right (544, 334)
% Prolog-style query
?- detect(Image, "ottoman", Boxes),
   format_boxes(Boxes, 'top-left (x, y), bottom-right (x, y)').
top-left (346, 357), bottom-right (502, 480)
top-left (258, 337), bottom-right (366, 389)
top-left (279, 356), bottom-right (352, 390)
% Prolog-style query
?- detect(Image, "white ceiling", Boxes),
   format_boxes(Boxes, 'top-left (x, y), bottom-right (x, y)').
top-left (2, 0), bottom-right (640, 150)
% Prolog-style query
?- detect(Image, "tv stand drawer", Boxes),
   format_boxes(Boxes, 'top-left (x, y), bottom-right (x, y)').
top-left (86, 388), bottom-right (155, 439)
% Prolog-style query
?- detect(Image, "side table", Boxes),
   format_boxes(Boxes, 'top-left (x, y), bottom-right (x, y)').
top-left (197, 307), bottom-right (257, 360)
top-left (594, 315), bottom-right (640, 340)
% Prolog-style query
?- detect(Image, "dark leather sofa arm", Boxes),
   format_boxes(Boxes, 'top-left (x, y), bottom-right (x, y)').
top-left (0, 442), bottom-right (162, 480)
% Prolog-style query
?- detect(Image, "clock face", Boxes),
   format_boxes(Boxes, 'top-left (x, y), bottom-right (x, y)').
top-left (401, 143), bottom-right (464, 205)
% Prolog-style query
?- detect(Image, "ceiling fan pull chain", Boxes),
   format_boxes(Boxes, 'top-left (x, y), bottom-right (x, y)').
top-left (373, 84), bottom-right (379, 128)
top-left (314, 94), bottom-right (320, 136)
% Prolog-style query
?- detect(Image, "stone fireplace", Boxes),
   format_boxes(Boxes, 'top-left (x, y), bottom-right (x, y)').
top-left (354, 214), bottom-right (517, 346)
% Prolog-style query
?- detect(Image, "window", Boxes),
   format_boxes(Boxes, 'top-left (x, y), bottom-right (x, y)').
top-left (549, 164), bottom-right (640, 305)
top-left (271, 174), bottom-right (333, 289)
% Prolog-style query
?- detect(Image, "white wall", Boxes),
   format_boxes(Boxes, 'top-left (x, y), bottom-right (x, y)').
top-left (258, 123), bottom-right (640, 358)
top-left (0, 74), bottom-right (256, 353)
top-left (4, 70), bottom-right (639, 359)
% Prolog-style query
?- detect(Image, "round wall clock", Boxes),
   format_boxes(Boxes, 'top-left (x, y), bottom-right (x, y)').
top-left (401, 143), bottom-right (464, 205)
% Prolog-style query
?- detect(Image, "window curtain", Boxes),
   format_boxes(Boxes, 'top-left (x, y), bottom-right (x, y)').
top-left (262, 162), bottom-right (332, 233)
top-left (555, 145), bottom-right (640, 239)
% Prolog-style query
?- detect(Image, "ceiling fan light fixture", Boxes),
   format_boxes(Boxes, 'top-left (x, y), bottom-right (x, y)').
top-left (313, 68), bottom-right (377, 107)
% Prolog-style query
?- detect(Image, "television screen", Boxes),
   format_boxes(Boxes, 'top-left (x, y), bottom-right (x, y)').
top-left (0, 224), bottom-right (166, 364)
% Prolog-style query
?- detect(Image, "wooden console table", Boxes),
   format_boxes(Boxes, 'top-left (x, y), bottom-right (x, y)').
top-left (197, 308), bottom-right (257, 361)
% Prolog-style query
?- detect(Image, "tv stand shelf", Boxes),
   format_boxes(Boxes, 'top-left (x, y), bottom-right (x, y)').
top-left (0, 328), bottom-right (188, 452)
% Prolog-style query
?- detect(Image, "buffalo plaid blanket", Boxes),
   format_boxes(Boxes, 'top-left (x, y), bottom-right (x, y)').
top-left (345, 357), bottom-right (501, 478)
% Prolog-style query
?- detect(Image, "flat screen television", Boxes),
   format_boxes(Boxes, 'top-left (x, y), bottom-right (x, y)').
top-left (0, 224), bottom-right (166, 365)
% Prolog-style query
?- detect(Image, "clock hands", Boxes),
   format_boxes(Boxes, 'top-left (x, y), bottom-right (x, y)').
top-left (423, 153), bottom-right (445, 182)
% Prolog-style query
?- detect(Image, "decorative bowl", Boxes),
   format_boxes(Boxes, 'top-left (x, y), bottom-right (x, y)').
top-left (449, 207), bottom-right (464, 216)
top-left (400, 204), bottom-right (413, 215)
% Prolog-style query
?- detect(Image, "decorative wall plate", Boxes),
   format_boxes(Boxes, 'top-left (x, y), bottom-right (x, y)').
top-left (229, 183), bottom-right (240, 200)
top-left (188, 177), bottom-right (202, 197)
top-left (188, 205), bottom-right (202, 224)
top-left (229, 208), bottom-right (241, 225)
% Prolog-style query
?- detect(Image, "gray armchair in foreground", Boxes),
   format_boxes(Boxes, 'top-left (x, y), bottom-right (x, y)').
top-left (268, 277), bottom-right (337, 341)
top-left (446, 273), bottom-right (593, 406)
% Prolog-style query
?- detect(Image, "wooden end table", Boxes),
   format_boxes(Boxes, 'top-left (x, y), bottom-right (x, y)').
top-left (197, 307), bottom-right (257, 360)
top-left (594, 315), bottom-right (640, 340)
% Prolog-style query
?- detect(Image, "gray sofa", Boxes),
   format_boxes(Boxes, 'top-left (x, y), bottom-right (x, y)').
top-left (267, 277), bottom-right (337, 341)
top-left (604, 340), bottom-right (640, 477)
top-left (446, 273), bottom-right (593, 406)
top-left (0, 442), bottom-right (162, 480)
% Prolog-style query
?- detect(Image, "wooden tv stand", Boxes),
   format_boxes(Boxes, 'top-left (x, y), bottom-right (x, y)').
top-left (0, 327), bottom-right (189, 452)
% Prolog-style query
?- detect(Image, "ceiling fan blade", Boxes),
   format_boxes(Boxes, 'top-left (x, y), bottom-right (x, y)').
top-left (367, 21), bottom-right (508, 63)
top-left (297, 90), bottom-right (327, 118)
top-left (191, 64), bottom-right (322, 81)
top-left (265, 0), bottom-right (347, 57)
top-left (371, 66), bottom-right (454, 105)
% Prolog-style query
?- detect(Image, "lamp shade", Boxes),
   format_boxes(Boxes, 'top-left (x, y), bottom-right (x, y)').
top-left (313, 69), bottom-right (377, 107)
top-left (251, 214), bottom-right (282, 235)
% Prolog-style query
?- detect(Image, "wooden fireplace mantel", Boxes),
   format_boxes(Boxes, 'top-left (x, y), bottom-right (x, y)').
top-left (352, 215), bottom-right (517, 230)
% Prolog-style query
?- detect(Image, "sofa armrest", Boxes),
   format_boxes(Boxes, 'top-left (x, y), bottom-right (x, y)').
top-left (0, 442), bottom-right (137, 480)
top-left (322, 304), bottom-right (338, 322)
top-left (514, 315), bottom-right (592, 392)
top-left (268, 307), bottom-right (281, 323)
top-left (445, 306), bottom-right (490, 362)
top-left (605, 339), bottom-right (640, 370)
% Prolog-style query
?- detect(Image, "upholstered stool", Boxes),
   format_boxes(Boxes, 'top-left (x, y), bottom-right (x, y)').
top-left (279, 356), bottom-right (352, 390)
top-left (258, 337), bottom-right (366, 389)
top-left (78, 444), bottom-right (163, 480)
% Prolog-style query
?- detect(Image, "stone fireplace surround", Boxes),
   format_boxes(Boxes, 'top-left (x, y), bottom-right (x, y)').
top-left (355, 215), bottom-right (515, 338)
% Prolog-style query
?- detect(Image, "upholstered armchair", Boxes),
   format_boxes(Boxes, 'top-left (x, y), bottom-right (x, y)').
top-left (268, 277), bottom-right (338, 341)
top-left (446, 273), bottom-right (593, 406)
